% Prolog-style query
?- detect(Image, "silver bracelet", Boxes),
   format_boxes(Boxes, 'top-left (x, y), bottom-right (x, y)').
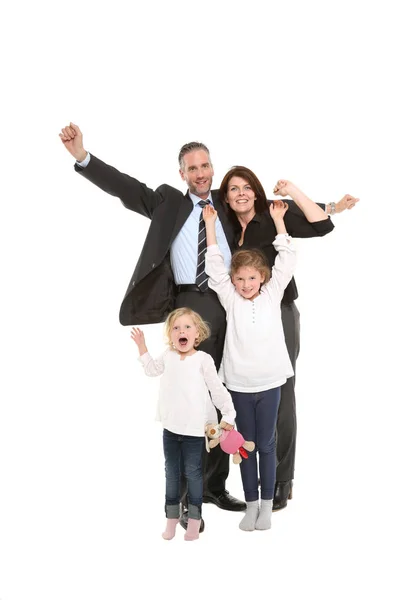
top-left (328, 202), bottom-right (336, 215)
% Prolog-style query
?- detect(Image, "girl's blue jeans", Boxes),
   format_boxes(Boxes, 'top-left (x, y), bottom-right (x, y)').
top-left (163, 428), bottom-right (204, 520)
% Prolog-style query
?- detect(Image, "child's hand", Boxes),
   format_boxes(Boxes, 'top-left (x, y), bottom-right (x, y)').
top-left (131, 327), bottom-right (148, 355)
top-left (269, 199), bottom-right (288, 220)
top-left (131, 327), bottom-right (145, 348)
top-left (220, 420), bottom-right (234, 431)
top-left (203, 204), bottom-right (217, 223)
top-left (273, 179), bottom-right (296, 197)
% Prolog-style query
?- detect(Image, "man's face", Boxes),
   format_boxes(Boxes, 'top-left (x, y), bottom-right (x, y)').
top-left (179, 150), bottom-right (214, 199)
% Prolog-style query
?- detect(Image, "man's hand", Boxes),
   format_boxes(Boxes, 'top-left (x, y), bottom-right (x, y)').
top-left (220, 420), bottom-right (234, 431)
top-left (203, 204), bottom-right (217, 223)
top-left (59, 122), bottom-right (87, 162)
top-left (335, 194), bottom-right (360, 213)
top-left (273, 179), bottom-right (297, 197)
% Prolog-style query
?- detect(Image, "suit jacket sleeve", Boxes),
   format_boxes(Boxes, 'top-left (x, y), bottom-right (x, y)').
top-left (281, 200), bottom-right (334, 238)
top-left (74, 154), bottom-right (164, 219)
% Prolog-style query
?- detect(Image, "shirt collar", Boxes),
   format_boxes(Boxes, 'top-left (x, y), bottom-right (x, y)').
top-left (189, 191), bottom-right (213, 206)
top-left (251, 212), bottom-right (262, 223)
top-left (233, 211), bottom-right (262, 231)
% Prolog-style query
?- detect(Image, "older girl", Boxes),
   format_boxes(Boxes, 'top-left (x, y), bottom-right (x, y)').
top-left (204, 201), bottom-right (296, 531)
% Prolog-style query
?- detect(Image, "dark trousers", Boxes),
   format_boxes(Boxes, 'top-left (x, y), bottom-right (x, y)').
top-left (231, 387), bottom-right (281, 501)
top-left (175, 289), bottom-right (229, 498)
top-left (276, 302), bottom-right (300, 483)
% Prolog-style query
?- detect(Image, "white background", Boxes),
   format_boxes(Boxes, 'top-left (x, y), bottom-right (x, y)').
top-left (1, 1), bottom-right (399, 599)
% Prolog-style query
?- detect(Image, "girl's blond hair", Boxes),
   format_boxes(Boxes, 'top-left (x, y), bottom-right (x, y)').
top-left (164, 307), bottom-right (210, 349)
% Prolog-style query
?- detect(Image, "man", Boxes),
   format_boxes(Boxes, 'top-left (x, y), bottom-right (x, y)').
top-left (59, 123), bottom-right (245, 532)
top-left (59, 123), bottom-right (359, 524)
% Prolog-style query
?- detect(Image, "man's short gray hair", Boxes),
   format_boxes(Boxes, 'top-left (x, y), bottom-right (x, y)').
top-left (178, 142), bottom-right (211, 170)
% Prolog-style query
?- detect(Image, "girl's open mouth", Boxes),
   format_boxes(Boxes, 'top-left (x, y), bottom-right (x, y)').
top-left (179, 336), bottom-right (188, 346)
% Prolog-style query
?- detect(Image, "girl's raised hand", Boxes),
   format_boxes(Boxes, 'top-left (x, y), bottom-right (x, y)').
top-left (269, 199), bottom-right (288, 220)
top-left (203, 204), bottom-right (217, 223)
top-left (131, 326), bottom-right (145, 347)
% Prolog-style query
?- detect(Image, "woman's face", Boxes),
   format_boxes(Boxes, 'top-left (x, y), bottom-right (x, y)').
top-left (225, 176), bottom-right (256, 218)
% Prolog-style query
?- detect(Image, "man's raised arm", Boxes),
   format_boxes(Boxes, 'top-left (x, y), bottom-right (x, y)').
top-left (59, 122), bottom-right (165, 219)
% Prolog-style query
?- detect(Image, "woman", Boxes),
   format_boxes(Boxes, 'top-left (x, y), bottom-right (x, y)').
top-left (220, 167), bottom-right (333, 511)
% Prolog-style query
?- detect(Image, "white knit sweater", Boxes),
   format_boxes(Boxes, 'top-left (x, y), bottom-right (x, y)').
top-left (139, 349), bottom-right (236, 436)
top-left (205, 234), bottom-right (296, 393)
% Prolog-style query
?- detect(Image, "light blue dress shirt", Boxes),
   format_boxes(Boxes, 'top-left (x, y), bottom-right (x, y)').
top-left (76, 153), bottom-right (232, 283)
top-left (171, 192), bottom-right (231, 284)
top-left (77, 153), bottom-right (91, 168)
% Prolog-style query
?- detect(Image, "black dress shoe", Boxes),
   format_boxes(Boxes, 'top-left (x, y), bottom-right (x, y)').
top-left (272, 480), bottom-right (293, 511)
top-left (179, 509), bottom-right (205, 533)
top-left (203, 490), bottom-right (246, 512)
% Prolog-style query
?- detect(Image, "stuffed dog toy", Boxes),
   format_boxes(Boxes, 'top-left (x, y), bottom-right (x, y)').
top-left (205, 423), bottom-right (255, 464)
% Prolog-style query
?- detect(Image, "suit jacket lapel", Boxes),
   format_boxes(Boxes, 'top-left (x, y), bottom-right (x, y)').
top-left (170, 191), bottom-right (193, 243)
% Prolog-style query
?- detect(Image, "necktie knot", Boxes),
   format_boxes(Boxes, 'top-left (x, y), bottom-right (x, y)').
top-left (198, 199), bottom-right (210, 208)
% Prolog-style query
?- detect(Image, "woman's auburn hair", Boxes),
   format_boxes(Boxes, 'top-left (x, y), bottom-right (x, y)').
top-left (164, 307), bottom-right (210, 349)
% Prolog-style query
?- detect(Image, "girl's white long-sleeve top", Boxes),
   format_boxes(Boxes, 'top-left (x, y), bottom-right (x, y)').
top-left (205, 234), bottom-right (297, 393)
top-left (139, 349), bottom-right (236, 436)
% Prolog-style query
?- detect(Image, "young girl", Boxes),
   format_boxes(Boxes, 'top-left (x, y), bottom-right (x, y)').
top-left (131, 307), bottom-right (236, 541)
top-left (203, 200), bottom-right (296, 532)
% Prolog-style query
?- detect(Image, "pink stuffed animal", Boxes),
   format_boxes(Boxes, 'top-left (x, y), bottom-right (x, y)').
top-left (205, 424), bottom-right (255, 464)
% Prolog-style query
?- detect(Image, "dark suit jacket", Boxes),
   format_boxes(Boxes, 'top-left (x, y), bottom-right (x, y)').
top-left (75, 155), bottom-right (236, 325)
top-left (75, 155), bottom-right (332, 326)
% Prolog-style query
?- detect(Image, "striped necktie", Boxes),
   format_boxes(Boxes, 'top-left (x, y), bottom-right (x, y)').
top-left (196, 199), bottom-right (211, 291)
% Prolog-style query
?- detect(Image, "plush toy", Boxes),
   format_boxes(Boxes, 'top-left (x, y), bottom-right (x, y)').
top-left (205, 423), bottom-right (255, 464)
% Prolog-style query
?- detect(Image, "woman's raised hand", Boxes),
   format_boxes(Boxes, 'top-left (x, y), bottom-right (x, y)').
top-left (273, 179), bottom-right (296, 197)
